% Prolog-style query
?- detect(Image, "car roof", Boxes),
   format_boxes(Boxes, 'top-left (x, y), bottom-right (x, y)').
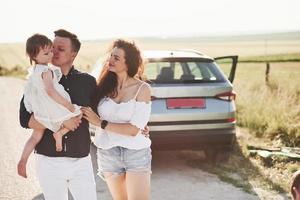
top-left (143, 50), bottom-right (214, 61)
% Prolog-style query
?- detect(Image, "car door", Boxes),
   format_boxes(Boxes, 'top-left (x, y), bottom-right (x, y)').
top-left (214, 56), bottom-right (238, 83)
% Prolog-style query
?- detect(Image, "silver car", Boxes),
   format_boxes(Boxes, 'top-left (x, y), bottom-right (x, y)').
top-left (91, 50), bottom-right (238, 155)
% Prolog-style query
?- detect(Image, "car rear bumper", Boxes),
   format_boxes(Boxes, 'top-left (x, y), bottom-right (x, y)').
top-left (149, 128), bottom-right (236, 150)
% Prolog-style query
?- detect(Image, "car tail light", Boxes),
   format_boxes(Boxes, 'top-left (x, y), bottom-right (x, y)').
top-left (215, 91), bottom-right (236, 101)
top-left (227, 118), bottom-right (236, 123)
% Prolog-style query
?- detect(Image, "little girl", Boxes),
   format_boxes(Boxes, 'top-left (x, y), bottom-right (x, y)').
top-left (17, 34), bottom-right (81, 178)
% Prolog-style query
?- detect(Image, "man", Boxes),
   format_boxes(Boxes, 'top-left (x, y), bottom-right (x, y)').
top-left (19, 29), bottom-right (97, 200)
top-left (291, 170), bottom-right (300, 200)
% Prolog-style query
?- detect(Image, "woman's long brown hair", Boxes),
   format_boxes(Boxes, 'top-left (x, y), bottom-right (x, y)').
top-left (92, 39), bottom-right (143, 111)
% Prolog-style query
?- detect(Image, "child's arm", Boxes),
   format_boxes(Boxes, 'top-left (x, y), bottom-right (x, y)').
top-left (42, 70), bottom-right (75, 112)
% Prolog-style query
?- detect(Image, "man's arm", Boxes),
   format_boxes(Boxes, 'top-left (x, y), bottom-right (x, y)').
top-left (20, 95), bottom-right (80, 131)
top-left (19, 96), bottom-right (32, 128)
top-left (19, 96), bottom-right (45, 130)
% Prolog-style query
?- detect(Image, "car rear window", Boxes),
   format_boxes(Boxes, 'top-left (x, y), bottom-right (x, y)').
top-left (144, 60), bottom-right (226, 84)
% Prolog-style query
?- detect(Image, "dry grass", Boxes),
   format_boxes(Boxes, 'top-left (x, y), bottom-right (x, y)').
top-left (236, 128), bottom-right (298, 197)
top-left (0, 38), bottom-right (299, 144)
top-left (0, 37), bottom-right (299, 198)
top-left (0, 43), bottom-right (28, 69)
top-left (234, 62), bottom-right (300, 146)
top-left (182, 127), bottom-right (296, 198)
top-left (1, 38), bottom-right (300, 70)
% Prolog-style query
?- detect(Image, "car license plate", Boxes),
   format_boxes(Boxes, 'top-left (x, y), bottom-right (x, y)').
top-left (166, 98), bottom-right (206, 109)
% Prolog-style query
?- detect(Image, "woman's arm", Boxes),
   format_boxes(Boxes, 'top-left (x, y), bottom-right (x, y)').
top-left (81, 107), bottom-right (141, 136)
top-left (82, 84), bottom-right (151, 136)
top-left (42, 70), bottom-right (75, 112)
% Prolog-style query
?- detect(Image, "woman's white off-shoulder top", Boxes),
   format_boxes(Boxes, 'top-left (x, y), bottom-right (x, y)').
top-left (94, 82), bottom-right (151, 150)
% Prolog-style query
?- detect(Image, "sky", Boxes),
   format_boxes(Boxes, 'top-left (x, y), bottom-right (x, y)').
top-left (1, 0), bottom-right (300, 43)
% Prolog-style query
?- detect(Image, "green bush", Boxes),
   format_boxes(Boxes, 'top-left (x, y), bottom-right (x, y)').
top-left (0, 65), bottom-right (26, 78)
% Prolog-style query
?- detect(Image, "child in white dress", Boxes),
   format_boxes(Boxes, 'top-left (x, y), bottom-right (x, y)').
top-left (17, 34), bottom-right (81, 178)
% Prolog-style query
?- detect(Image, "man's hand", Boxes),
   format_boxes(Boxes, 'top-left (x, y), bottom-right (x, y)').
top-left (142, 126), bottom-right (150, 137)
top-left (63, 115), bottom-right (82, 131)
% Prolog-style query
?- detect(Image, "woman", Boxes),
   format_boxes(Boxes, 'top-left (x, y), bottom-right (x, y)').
top-left (82, 39), bottom-right (152, 200)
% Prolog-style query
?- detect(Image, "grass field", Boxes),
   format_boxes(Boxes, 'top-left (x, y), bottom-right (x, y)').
top-left (0, 35), bottom-right (299, 195)
top-left (233, 62), bottom-right (300, 146)
top-left (1, 32), bottom-right (300, 70)
top-left (0, 34), bottom-right (299, 145)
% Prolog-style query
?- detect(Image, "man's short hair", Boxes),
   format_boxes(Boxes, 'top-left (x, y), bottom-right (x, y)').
top-left (54, 29), bottom-right (81, 52)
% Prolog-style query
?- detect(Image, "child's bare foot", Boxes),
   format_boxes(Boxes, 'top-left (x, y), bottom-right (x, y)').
top-left (53, 132), bottom-right (63, 152)
top-left (17, 159), bottom-right (27, 178)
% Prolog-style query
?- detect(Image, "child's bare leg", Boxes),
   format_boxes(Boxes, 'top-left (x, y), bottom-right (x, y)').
top-left (53, 127), bottom-right (69, 152)
top-left (18, 129), bottom-right (43, 178)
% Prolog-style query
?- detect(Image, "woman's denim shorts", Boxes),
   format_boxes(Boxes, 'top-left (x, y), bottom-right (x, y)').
top-left (97, 146), bottom-right (152, 180)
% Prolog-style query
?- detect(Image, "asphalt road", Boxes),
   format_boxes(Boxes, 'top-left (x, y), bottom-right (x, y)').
top-left (0, 76), bottom-right (260, 200)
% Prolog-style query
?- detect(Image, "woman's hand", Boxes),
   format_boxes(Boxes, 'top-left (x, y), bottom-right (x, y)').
top-left (81, 107), bottom-right (101, 127)
top-left (142, 126), bottom-right (150, 137)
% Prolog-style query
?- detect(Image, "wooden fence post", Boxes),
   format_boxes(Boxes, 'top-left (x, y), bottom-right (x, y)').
top-left (265, 62), bottom-right (270, 84)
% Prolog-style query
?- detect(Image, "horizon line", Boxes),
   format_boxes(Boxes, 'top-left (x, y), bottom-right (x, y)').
top-left (1, 29), bottom-right (300, 44)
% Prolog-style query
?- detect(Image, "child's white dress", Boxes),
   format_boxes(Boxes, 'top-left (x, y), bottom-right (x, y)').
top-left (23, 64), bottom-right (81, 132)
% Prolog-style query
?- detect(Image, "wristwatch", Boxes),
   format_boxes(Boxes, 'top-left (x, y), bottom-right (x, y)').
top-left (101, 120), bottom-right (108, 130)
